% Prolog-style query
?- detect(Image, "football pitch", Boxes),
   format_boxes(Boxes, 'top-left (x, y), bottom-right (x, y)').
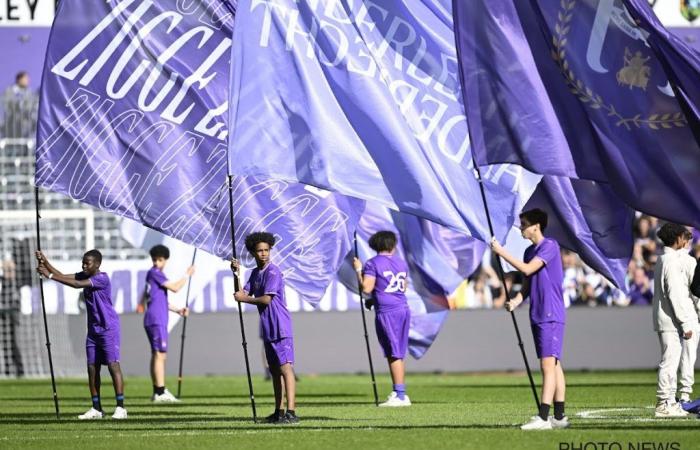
top-left (1, 371), bottom-right (698, 449)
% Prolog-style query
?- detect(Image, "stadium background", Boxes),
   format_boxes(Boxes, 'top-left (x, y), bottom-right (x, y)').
top-left (1, 0), bottom-right (699, 378)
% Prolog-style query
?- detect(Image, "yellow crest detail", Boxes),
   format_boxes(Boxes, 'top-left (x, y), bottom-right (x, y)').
top-left (550, 0), bottom-right (686, 130)
top-left (616, 48), bottom-right (651, 90)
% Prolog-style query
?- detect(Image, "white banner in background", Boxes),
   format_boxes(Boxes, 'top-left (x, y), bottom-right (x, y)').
top-left (0, 0), bottom-right (56, 26)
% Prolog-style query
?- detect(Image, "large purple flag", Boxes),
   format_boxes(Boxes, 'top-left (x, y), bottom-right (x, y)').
top-left (524, 177), bottom-right (634, 288)
top-left (337, 206), bottom-right (486, 358)
top-left (454, 0), bottom-right (700, 228)
top-left (35, 0), bottom-right (363, 303)
top-left (227, 0), bottom-right (535, 242)
top-left (623, 0), bottom-right (700, 137)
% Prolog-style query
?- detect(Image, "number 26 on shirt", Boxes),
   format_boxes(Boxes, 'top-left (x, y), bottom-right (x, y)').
top-left (383, 271), bottom-right (407, 293)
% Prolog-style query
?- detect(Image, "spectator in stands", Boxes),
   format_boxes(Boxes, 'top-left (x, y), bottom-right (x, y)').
top-left (561, 250), bottom-right (583, 308)
top-left (464, 270), bottom-right (493, 309)
top-left (635, 215), bottom-right (653, 243)
top-left (642, 246), bottom-right (658, 280)
top-left (627, 267), bottom-right (653, 306)
top-left (2, 71), bottom-right (39, 140)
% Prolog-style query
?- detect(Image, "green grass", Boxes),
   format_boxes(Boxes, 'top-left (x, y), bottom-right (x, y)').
top-left (1, 371), bottom-right (699, 449)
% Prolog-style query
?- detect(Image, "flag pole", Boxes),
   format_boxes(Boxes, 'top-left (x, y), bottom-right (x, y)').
top-left (353, 232), bottom-right (380, 406)
top-left (227, 175), bottom-right (257, 422)
top-left (450, 1), bottom-right (539, 408)
top-left (34, 187), bottom-right (60, 418)
top-left (176, 248), bottom-right (197, 399)
top-left (471, 167), bottom-right (540, 410)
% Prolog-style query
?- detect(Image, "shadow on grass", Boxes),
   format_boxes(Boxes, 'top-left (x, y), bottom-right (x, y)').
top-left (433, 383), bottom-right (653, 389)
top-left (178, 392), bottom-right (369, 399)
top-left (0, 379), bottom-right (87, 387)
top-left (78, 424), bottom-right (527, 432)
top-left (0, 415), bottom-right (341, 426)
top-left (571, 423), bottom-right (699, 431)
top-left (5, 415), bottom-right (693, 432)
top-left (0, 399), bottom-right (276, 408)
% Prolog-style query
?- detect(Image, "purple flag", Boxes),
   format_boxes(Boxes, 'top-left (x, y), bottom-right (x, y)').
top-left (227, 0), bottom-right (537, 242)
top-left (35, 0), bottom-right (363, 303)
top-left (623, 0), bottom-right (700, 137)
top-left (338, 206), bottom-right (486, 359)
top-left (524, 177), bottom-right (634, 288)
top-left (454, 0), bottom-right (700, 228)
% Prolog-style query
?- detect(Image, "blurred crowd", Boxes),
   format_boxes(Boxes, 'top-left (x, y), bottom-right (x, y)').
top-left (458, 215), bottom-right (700, 309)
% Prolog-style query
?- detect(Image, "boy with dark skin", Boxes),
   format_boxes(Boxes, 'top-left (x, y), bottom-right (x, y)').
top-left (232, 232), bottom-right (298, 424)
top-left (36, 250), bottom-right (127, 419)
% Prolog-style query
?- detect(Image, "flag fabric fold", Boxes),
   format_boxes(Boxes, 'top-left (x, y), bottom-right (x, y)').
top-left (622, 0), bottom-right (700, 137)
top-left (227, 0), bottom-right (534, 242)
top-left (524, 176), bottom-right (634, 289)
top-left (453, 0), bottom-right (700, 229)
top-left (338, 206), bottom-right (486, 358)
top-left (35, 0), bottom-right (362, 303)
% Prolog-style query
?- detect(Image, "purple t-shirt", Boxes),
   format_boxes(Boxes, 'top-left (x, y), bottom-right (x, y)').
top-left (628, 282), bottom-right (652, 306)
top-left (76, 271), bottom-right (119, 335)
top-left (244, 263), bottom-right (292, 342)
top-left (523, 238), bottom-right (565, 324)
top-left (144, 267), bottom-right (169, 327)
top-left (363, 254), bottom-right (409, 312)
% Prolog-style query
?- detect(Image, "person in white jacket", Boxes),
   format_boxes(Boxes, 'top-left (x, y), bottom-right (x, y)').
top-left (653, 223), bottom-right (697, 418)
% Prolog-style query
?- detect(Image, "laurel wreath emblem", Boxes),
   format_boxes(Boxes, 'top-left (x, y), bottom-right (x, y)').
top-left (551, 0), bottom-right (687, 130)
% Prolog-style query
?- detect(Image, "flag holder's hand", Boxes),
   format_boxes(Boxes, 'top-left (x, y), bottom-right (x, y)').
top-left (505, 296), bottom-right (523, 312)
top-left (36, 264), bottom-right (50, 279)
top-left (234, 290), bottom-right (247, 303)
top-left (353, 257), bottom-right (364, 284)
top-left (490, 237), bottom-right (504, 256)
top-left (179, 307), bottom-right (189, 317)
top-left (352, 257), bottom-right (363, 272)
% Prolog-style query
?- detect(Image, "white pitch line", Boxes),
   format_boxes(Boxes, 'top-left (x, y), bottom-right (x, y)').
top-left (575, 406), bottom-right (696, 422)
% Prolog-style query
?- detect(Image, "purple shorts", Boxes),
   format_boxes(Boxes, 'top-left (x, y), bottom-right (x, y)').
top-left (145, 325), bottom-right (168, 353)
top-left (264, 337), bottom-right (295, 368)
top-left (375, 307), bottom-right (410, 359)
top-left (531, 321), bottom-right (565, 360)
top-left (86, 331), bottom-right (120, 365)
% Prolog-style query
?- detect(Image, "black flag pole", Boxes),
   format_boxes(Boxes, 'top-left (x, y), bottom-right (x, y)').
top-left (471, 166), bottom-right (540, 410)
top-left (353, 232), bottom-right (380, 406)
top-left (34, 187), bottom-right (60, 418)
top-left (227, 175), bottom-right (257, 422)
top-left (176, 248), bottom-right (197, 399)
top-left (450, 10), bottom-right (539, 408)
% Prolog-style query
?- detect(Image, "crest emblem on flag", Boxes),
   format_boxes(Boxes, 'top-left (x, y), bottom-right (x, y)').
top-left (681, 0), bottom-right (700, 22)
top-left (549, 0), bottom-right (687, 130)
top-left (616, 48), bottom-right (651, 90)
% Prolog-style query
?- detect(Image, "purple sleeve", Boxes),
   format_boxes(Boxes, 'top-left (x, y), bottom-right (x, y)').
top-left (536, 240), bottom-right (559, 266)
top-left (363, 259), bottom-right (377, 278)
top-left (152, 269), bottom-right (168, 287)
top-left (90, 273), bottom-right (109, 290)
top-left (243, 275), bottom-right (251, 293)
top-left (243, 269), bottom-right (254, 292)
top-left (263, 269), bottom-right (283, 297)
